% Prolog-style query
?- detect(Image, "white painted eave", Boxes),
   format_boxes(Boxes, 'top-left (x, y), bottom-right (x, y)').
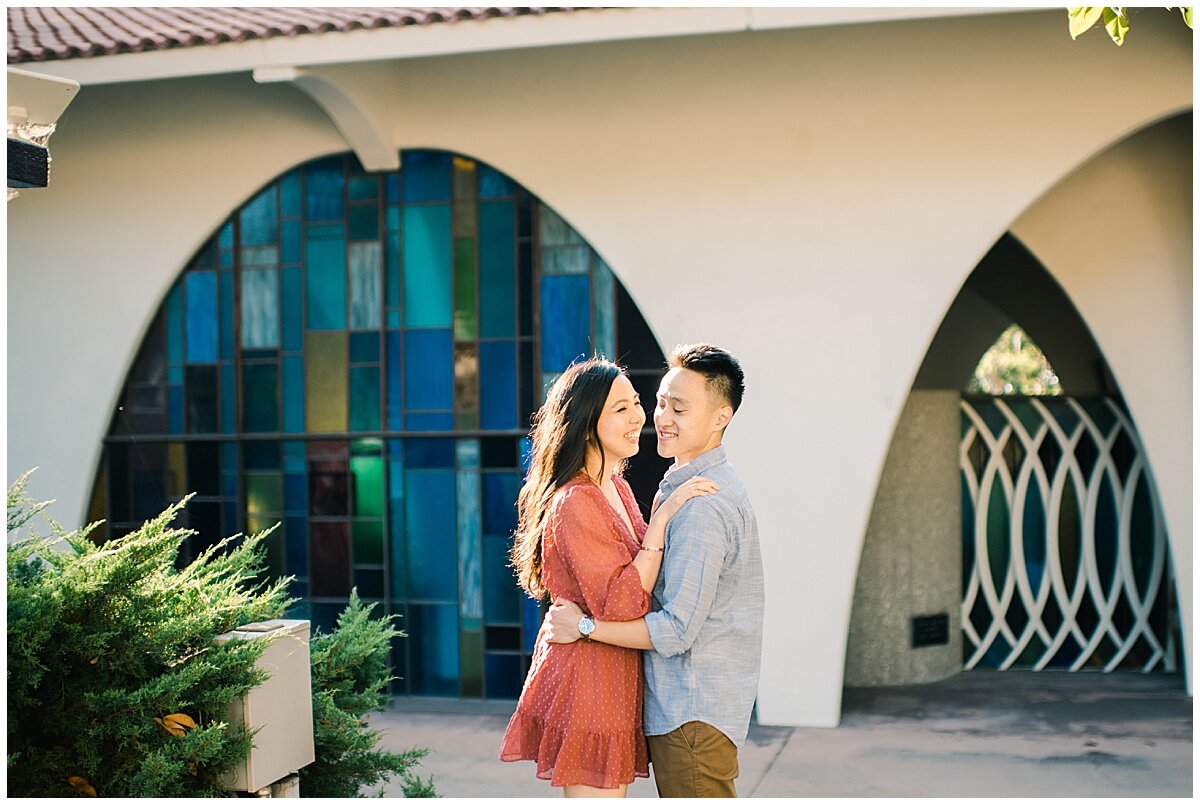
top-left (18, 6), bottom-right (1035, 86)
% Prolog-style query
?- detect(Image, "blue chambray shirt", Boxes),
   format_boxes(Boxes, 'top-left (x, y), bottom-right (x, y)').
top-left (643, 445), bottom-right (765, 747)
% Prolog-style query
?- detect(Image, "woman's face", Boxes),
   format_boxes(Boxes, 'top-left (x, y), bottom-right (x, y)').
top-left (591, 373), bottom-right (645, 468)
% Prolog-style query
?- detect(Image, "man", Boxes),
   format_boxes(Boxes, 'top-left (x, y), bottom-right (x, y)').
top-left (545, 343), bottom-right (764, 798)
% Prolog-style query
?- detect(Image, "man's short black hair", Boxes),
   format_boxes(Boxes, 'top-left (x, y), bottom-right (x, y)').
top-left (668, 343), bottom-right (745, 414)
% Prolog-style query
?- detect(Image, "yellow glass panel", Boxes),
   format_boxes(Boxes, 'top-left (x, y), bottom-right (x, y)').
top-left (167, 442), bottom-right (186, 498)
top-left (306, 331), bottom-right (348, 432)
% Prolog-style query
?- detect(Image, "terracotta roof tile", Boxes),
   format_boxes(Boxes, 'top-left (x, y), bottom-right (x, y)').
top-left (8, 7), bottom-right (571, 64)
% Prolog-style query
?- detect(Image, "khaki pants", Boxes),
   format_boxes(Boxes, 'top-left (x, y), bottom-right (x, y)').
top-left (647, 721), bottom-right (739, 798)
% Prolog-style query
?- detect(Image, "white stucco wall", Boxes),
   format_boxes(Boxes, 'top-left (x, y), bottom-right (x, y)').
top-left (8, 9), bottom-right (1191, 725)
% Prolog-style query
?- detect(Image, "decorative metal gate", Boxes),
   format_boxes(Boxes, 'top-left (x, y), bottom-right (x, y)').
top-left (960, 396), bottom-right (1177, 672)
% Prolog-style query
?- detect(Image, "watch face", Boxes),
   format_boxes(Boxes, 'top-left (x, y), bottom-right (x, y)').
top-left (579, 616), bottom-right (595, 636)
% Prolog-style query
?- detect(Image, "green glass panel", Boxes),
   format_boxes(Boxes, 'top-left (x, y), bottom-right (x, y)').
top-left (351, 455), bottom-right (385, 518)
top-left (306, 224), bottom-right (346, 331)
top-left (349, 366), bottom-right (381, 432)
top-left (241, 268), bottom-right (280, 349)
top-left (1010, 400), bottom-right (1043, 440)
top-left (306, 331), bottom-right (347, 432)
top-left (452, 156), bottom-right (477, 199)
top-left (454, 199), bottom-right (477, 238)
top-left (403, 205), bottom-right (452, 328)
top-left (246, 474), bottom-right (283, 514)
top-left (454, 237), bottom-right (477, 341)
top-left (242, 363), bottom-right (279, 432)
top-left (460, 629), bottom-right (483, 698)
top-left (349, 204), bottom-right (379, 241)
top-left (348, 242), bottom-right (382, 330)
top-left (352, 519), bottom-right (384, 564)
top-left (985, 472), bottom-right (1010, 593)
top-left (479, 201), bottom-right (515, 338)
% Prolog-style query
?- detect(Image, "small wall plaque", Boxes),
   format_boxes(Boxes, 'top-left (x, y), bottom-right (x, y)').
top-left (911, 613), bottom-right (949, 648)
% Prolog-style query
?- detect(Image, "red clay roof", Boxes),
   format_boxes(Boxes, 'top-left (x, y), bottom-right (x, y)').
top-left (8, 7), bottom-right (570, 64)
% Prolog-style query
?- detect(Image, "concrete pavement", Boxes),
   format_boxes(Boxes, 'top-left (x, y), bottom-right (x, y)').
top-left (373, 671), bottom-right (1191, 797)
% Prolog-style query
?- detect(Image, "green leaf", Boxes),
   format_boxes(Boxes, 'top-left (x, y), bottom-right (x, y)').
top-left (1103, 7), bottom-right (1130, 45)
top-left (1067, 7), bottom-right (1105, 39)
top-left (1183, 7), bottom-right (1194, 28)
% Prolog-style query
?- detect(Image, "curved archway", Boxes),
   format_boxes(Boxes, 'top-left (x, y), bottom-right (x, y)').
top-left (86, 149), bottom-right (669, 699)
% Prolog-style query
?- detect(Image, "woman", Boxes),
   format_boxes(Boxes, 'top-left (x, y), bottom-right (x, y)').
top-left (499, 358), bottom-right (717, 797)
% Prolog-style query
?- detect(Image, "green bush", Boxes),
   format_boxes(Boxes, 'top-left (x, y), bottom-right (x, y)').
top-left (7, 472), bottom-right (436, 797)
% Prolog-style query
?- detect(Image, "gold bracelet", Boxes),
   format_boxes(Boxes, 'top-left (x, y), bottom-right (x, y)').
top-left (640, 545), bottom-right (664, 553)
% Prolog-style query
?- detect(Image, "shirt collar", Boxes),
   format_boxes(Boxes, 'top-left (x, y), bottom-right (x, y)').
top-left (661, 444), bottom-right (727, 488)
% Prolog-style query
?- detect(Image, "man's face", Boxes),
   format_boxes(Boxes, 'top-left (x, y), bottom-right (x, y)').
top-left (653, 367), bottom-right (730, 466)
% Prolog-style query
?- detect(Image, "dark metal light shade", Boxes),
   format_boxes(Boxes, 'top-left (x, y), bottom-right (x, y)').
top-left (8, 137), bottom-right (49, 188)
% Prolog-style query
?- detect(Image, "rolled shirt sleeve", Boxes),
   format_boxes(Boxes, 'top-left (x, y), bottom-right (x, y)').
top-left (644, 497), bottom-right (729, 657)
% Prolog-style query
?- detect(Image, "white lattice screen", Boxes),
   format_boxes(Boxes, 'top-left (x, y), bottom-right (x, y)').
top-left (960, 397), bottom-right (1176, 672)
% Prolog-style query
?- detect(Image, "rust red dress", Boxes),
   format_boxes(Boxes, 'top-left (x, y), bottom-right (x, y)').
top-left (499, 473), bottom-right (651, 789)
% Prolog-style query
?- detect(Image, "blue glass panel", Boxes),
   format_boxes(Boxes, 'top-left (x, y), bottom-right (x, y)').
top-left (304, 157), bottom-right (345, 221)
top-left (385, 174), bottom-right (399, 204)
top-left (406, 439), bottom-right (454, 468)
top-left (282, 354), bottom-right (304, 433)
top-left (285, 515), bottom-right (307, 576)
top-left (478, 165), bottom-right (513, 199)
top-left (350, 331), bottom-right (381, 364)
top-left (166, 283), bottom-right (184, 365)
top-left (522, 596), bottom-right (541, 653)
top-left (284, 472), bottom-right (307, 513)
top-left (480, 341), bottom-right (518, 430)
top-left (404, 328), bottom-right (453, 409)
top-left (306, 224), bottom-right (347, 331)
top-left (1022, 473), bottom-right (1047, 594)
top-left (280, 171), bottom-right (301, 217)
top-left (283, 440), bottom-right (306, 472)
top-left (402, 151), bottom-right (452, 203)
top-left (483, 533), bottom-right (519, 622)
top-left (483, 472), bottom-right (521, 535)
top-left (221, 363), bottom-right (237, 433)
top-left (241, 268), bottom-right (280, 349)
top-left (219, 271), bottom-right (234, 360)
top-left (219, 221), bottom-right (234, 250)
top-left (348, 242), bottom-right (382, 330)
top-left (591, 259), bottom-right (616, 359)
top-left (385, 230), bottom-right (401, 310)
top-left (240, 185), bottom-right (278, 246)
top-left (282, 267), bottom-right (303, 351)
top-left (223, 501), bottom-right (239, 538)
top-left (167, 385), bottom-right (184, 434)
top-left (386, 331), bottom-right (403, 431)
top-left (185, 272), bottom-right (218, 363)
top-left (349, 204), bottom-right (379, 240)
top-left (408, 603), bottom-right (459, 696)
top-left (349, 366), bottom-right (381, 432)
top-left (406, 471), bottom-right (457, 600)
top-left (479, 201), bottom-right (516, 338)
top-left (281, 219), bottom-right (301, 264)
top-left (406, 412), bottom-right (453, 431)
top-left (484, 654), bottom-right (522, 699)
top-left (540, 275), bottom-right (590, 372)
top-left (458, 470), bottom-right (482, 620)
top-left (242, 363), bottom-right (279, 432)
top-left (519, 436), bottom-right (533, 474)
top-left (403, 205), bottom-right (452, 327)
top-left (185, 365), bottom-right (218, 433)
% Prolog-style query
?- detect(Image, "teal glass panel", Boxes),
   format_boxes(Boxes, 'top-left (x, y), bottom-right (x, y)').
top-left (219, 220), bottom-right (234, 250)
top-left (246, 473), bottom-right (283, 513)
top-left (351, 454), bottom-right (385, 518)
top-left (353, 519), bottom-right (384, 564)
top-left (348, 242), bottom-right (382, 330)
top-left (185, 272), bottom-right (218, 363)
top-left (483, 472), bottom-right (521, 535)
top-left (388, 455), bottom-right (405, 599)
top-left (538, 204), bottom-right (583, 247)
top-left (239, 185), bottom-right (278, 246)
top-left (518, 241), bottom-right (533, 336)
top-left (304, 157), bottom-right (345, 221)
top-left (478, 164), bottom-right (513, 198)
top-left (349, 366), bottom-right (380, 432)
top-left (985, 473), bottom-right (1010, 593)
top-left (386, 310), bottom-right (401, 328)
top-left (284, 441), bottom-right (307, 472)
top-left (349, 175), bottom-right (379, 201)
top-left (218, 271), bottom-right (234, 360)
top-left (540, 275), bottom-right (590, 372)
top-left (281, 171), bottom-right (301, 217)
top-left (541, 245), bottom-right (590, 275)
top-left (168, 386), bottom-right (184, 434)
top-left (405, 470), bottom-right (456, 600)
top-left (479, 201), bottom-right (516, 338)
top-left (591, 259), bottom-right (616, 359)
top-left (402, 151), bottom-right (451, 202)
top-left (350, 331), bottom-right (380, 363)
top-left (242, 363), bottom-right (279, 432)
top-left (221, 363), bottom-right (236, 434)
top-left (281, 219), bottom-right (301, 264)
top-left (306, 224), bottom-right (347, 331)
top-left (349, 204), bottom-right (379, 240)
top-left (457, 439), bottom-right (480, 469)
top-left (386, 331), bottom-right (403, 430)
top-left (386, 205), bottom-right (400, 232)
top-left (281, 267), bottom-right (303, 351)
top-left (243, 441), bottom-right (280, 471)
top-left (185, 365), bottom-right (218, 433)
top-left (282, 354), bottom-right (304, 433)
top-left (483, 533), bottom-right (519, 622)
top-left (385, 229), bottom-right (401, 310)
top-left (222, 440), bottom-right (239, 493)
top-left (480, 341), bottom-right (517, 430)
top-left (166, 282), bottom-right (184, 364)
top-left (403, 205), bottom-right (452, 327)
top-left (404, 329), bottom-right (453, 409)
top-left (457, 470), bottom-right (482, 620)
top-left (241, 268), bottom-right (280, 349)
top-left (1022, 473), bottom-right (1047, 594)
top-left (407, 603), bottom-right (459, 695)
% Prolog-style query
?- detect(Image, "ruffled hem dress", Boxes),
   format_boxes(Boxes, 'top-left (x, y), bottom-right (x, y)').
top-left (499, 473), bottom-right (651, 789)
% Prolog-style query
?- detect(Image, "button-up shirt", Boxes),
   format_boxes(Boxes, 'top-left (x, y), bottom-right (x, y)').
top-left (643, 445), bottom-right (764, 747)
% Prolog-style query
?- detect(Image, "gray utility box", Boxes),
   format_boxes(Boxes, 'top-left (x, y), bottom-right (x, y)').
top-left (214, 619), bottom-right (315, 793)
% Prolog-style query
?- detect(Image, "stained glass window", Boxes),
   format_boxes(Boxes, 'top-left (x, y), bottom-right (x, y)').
top-left (90, 150), bottom-right (669, 698)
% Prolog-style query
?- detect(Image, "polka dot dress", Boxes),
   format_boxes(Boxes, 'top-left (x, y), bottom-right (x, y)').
top-left (499, 473), bottom-right (651, 789)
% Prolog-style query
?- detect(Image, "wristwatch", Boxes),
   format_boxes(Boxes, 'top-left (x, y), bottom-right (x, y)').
top-left (578, 614), bottom-right (596, 641)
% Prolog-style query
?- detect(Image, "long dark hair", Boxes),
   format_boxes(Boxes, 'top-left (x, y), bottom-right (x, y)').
top-left (510, 357), bottom-right (624, 599)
